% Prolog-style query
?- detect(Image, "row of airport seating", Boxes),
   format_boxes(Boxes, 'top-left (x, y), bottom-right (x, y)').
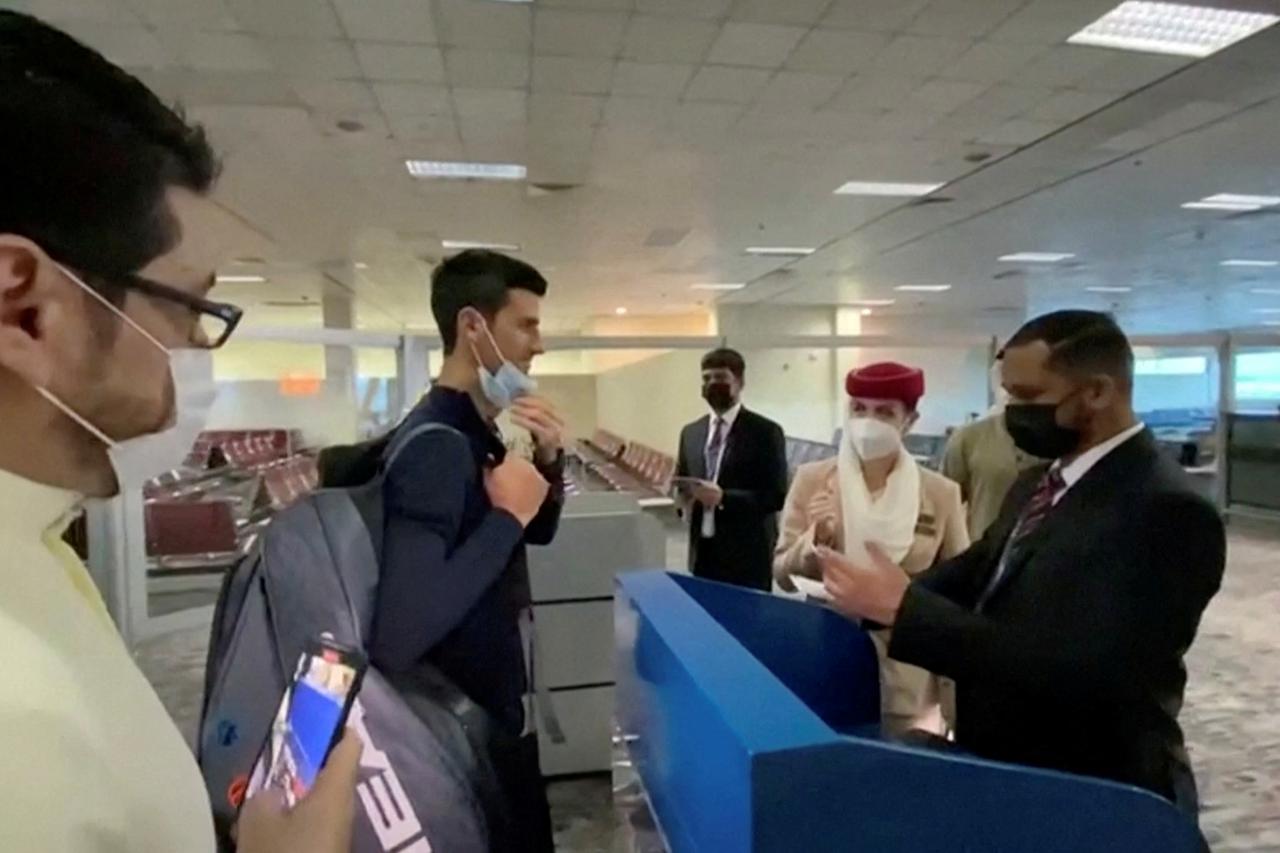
top-left (575, 430), bottom-right (676, 500)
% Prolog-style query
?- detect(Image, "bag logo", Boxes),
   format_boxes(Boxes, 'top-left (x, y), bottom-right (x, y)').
top-left (349, 700), bottom-right (433, 852)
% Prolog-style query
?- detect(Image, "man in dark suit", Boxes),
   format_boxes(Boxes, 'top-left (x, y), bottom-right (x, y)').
top-left (818, 310), bottom-right (1225, 822)
top-left (676, 348), bottom-right (788, 591)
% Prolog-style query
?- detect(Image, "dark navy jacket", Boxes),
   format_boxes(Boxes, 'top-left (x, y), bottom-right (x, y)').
top-left (370, 386), bottom-right (564, 734)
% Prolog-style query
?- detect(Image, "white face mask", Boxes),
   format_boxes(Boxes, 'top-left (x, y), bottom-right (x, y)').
top-left (846, 416), bottom-right (903, 461)
top-left (35, 265), bottom-right (220, 492)
top-left (469, 317), bottom-right (536, 410)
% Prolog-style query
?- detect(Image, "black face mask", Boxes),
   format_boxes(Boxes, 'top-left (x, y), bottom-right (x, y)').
top-left (1004, 396), bottom-right (1081, 460)
top-left (702, 382), bottom-right (735, 412)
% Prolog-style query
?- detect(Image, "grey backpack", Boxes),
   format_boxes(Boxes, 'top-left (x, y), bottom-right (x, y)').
top-left (198, 423), bottom-right (507, 852)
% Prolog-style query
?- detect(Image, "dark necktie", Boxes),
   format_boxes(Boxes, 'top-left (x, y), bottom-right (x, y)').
top-left (704, 417), bottom-right (726, 481)
top-left (1010, 466), bottom-right (1067, 544)
top-left (977, 466), bottom-right (1066, 610)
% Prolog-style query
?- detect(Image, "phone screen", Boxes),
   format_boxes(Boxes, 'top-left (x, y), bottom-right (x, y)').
top-left (244, 637), bottom-right (366, 809)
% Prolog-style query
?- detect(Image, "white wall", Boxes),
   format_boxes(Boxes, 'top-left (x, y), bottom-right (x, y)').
top-left (837, 347), bottom-right (991, 436)
top-left (208, 381), bottom-right (359, 448)
top-left (595, 350), bottom-right (706, 453)
top-left (531, 374), bottom-right (598, 441)
top-left (735, 347), bottom-right (838, 443)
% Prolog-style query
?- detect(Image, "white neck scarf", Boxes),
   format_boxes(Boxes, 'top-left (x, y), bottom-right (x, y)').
top-left (836, 437), bottom-right (921, 564)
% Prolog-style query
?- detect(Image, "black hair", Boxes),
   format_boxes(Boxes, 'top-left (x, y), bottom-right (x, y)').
top-left (430, 250), bottom-right (548, 354)
top-left (0, 12), bottom-right (219, 304)
top-left (1004, 309), bottom-right (1134, 388)
top-left (701, 348), bottom-right (746, 381)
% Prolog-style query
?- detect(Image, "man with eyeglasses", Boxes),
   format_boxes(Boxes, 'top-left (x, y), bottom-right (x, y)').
top-left (0, 12), bottom-right (357, 852)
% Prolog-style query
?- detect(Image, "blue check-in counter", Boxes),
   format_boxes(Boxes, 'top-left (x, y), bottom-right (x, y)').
top-left (616, 572), bottom-right (1204, 853)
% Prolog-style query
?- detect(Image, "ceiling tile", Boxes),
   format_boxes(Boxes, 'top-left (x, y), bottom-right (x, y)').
top-left (622, 16), bottom-right (721, 64)
top-left (867, 110), bottom-right (941, 139)
top-left (1017, 45), bottom-right (1118, 89)
top-left (446, 49), bottom-right (531, 89)
top-left (944, 41), bottom-right (1048, 84)
top-left (685, 65), bottom-right (772, 104)
top-left (611, 61), bottom-right (695, 97)
top-left (668, 101), bottom-right (744, 136)
top-left (452, 88), bottom-right (527, 122)
top-left (906, 0), bottom-right (1026, 38)
top-left (955, 83), bottom-right (1054, 119)
top-left (752, 72), bottom-right (846, 113)
top-left (983, 0), bottom-right (1117, 45)
top-left (164, 30), bottom-right (273, 73)
top-left (706, 22), bottom-right (807, 68)
top-left (976, 117), bottom-right (1060, 146)
top-left (332, 0), bottom-right (436, 43)
top-left (434, 0), bottom-right (533, 52)
top-left (130, 0), bottom-right (237, 30)
top-left (372, 82), bottom-right (452, 116)
top-left (385, 112), bottom-right (459, 145)
top-left (266, 39), bottom-right (361, 79)
top-left (828, 75), bottom-right (922, 113)
top-left (919, 110), bottom-right (1001, 142)
top-left (529, 93), bottom-right (605, 128)
top-left (356, 43), bottom-right (446, 82)
top-left (535, 10), bottom-right (629, 58)
top-left (10, 0), bottom-right (140, 23)
top-left (533, 56), bottom-right (616, 94)
top-left (729, 0), bottom-right (830, 26)
top-left (870, 35), bottom-right (973, 78)
top-left (62, 24), bottom-right (171, 69)
top-left (785, 30), bottom-right (891, 76)
top-left (905, 79), bottom-right (988, 114)
top-left (602, 96), bottom-right (679, 128)
top-left (1026, 89), bottom-right (1117, 123)
top-left (224, 0), bottom-right (343, 37)
top-left (540, 0), bottom-right (634, 9)
top-left (822, 0), bottom-right (932, 31)
top-left (1074, 54), bottom-right (1189, 94)
top-left (635, 0), bottom-right (731, 20)
top-left (296, 80), bottom-right (380, 113)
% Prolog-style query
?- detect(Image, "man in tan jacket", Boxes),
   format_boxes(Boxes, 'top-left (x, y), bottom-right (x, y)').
top-left (775, 362), bottom-right (968, 734)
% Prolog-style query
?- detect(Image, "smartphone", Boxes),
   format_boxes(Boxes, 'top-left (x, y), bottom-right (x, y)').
top-left (242, 635), bottom-right (368, 809)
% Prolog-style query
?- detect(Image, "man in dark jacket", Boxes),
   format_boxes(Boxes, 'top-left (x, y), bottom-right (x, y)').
top-left (818, 310), bottom-right (1224, 823)
top-left (676, 348), bottom-right (788, 591)
top-left (372, 251), bottom-right (566, 852)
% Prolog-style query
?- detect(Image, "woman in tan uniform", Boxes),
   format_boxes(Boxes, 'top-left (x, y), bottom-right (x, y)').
top-left (774, 362), bottom-right (968, 735)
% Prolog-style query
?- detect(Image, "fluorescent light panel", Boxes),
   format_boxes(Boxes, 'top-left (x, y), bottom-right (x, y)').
top-left (834, 181), bottom-right (945, 197)
top-left (849, 299), bottom-right (896, 307)
top-left (1183, 193), bottom-right (1280, 212)
top-left (1254, 308), bottom-right (1280, 314)
top-left (216, 274), bottom-right (266, 283)
top-left (1182, 200), bottom-right (1260, 211)
top-left (1067, 2), bottom-right (1279, 59)
top-left (1087, 286), bottom-right (1133, 293)
top-left (745, 246), bottom-right (816, 256)
top-left (998, 252), bottom-right (1075, 263)
top-left (406, 160), bottom-right (526, 181)
top-left (895, 284), bottom-right (952, 293)
top-left (442, 240), bottom-right (521, 252)
top-left (1251, 288), bottom-right (1280, 295)
top-left (691, 283), bottom-right (747, 291)
top-left (1222, 259), bottom-right (1279, 267)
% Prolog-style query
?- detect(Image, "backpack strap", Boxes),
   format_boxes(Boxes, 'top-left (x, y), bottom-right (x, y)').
top-left (383, 420), bottom-right (468, 471)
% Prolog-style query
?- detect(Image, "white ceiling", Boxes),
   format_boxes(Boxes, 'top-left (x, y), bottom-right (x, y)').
top-left (18, 0), bottom-right (1280, 335)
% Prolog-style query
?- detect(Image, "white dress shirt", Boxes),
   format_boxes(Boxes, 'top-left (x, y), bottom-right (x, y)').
top-left (701, 402), bottom-right (741, 538)
top-left (1052, 421), bottom-right (1146, 505)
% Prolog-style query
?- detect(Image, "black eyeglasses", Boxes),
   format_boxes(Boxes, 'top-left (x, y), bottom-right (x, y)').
top-left (118, 273), bottom-right (244, 349)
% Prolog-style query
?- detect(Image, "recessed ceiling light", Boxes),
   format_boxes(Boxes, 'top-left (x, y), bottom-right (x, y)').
top-left (354, 262), bottom-right (369, 270)
top-left (860, 308), bottom-right (874, 317)
top-left (1251, 288), bottom-right (1280, 295)
top-left (1087, 286), bottom-right (1133, 293)
top-left (442, 239), bottom-right (522, 252)
top-left (1222, 259), bottom-right (1279, 267)
top-left (1067, 2), bottom-right (1279, 58)
top-left (1253, 307), bottom-right (1280, 314)
top-left (1183, 193), bottom-right (1280, 212)
top-left (614, 307), bottom-right (628, 316)
top-left (998, 252), bottom-right (1075, 263)
top-left (745, 246), bottom-right (816, 256)
top-left (216, 274), bottom-right (266, 283)
top-left (691, 283), bottom-right (747, 291)
top-left (848, 299), bottom-right (896, 307)
top-left (833, 181), bottom-right (945, 197)
top-left (405, 160), bottom-right (527, 181)
top-left (895, 284), bottom-right (952, 293)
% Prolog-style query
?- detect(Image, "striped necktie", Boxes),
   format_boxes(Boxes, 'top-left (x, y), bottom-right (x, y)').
top-left (1010, 466), bottom-right (1067, 544)
top-left (705, 417), bottom-right (726, 481)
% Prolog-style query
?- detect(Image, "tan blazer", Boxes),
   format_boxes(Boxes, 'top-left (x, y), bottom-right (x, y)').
top-left (773, 457), bottom-right (970, 732)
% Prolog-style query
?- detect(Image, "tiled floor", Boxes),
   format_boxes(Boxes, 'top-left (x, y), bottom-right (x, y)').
top-left (136, 520), bottom-right (1280, 851)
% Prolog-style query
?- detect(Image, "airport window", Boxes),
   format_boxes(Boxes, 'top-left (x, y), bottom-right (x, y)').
top-left (1135, 356), bottom-right (1208, 376)
top-left (1235, 350), bottom-right (1280, 406)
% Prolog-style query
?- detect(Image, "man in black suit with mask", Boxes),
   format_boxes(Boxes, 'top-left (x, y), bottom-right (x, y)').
top-left (817, 310), bottom-right (1224, 823)
top-left (676, 349), bottom-right (788, 591)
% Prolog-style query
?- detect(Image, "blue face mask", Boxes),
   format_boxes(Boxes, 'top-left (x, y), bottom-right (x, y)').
top-left (471, 319), bottom-right (536, 410)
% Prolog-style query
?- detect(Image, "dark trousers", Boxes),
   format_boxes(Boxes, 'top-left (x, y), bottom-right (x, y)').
top-left (490, 733), bottom-right (554, 853)
top-left (691, 535), bottom-right (770, 591)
